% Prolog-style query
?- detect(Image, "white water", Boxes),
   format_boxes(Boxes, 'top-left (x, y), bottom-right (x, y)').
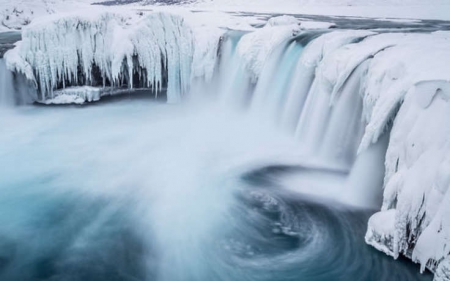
top-left (0, 28), bottom-right (387, 209)
top-left (0, 58), bottom-right (36, 106)
top-left (210, 31), bottom-right (386, 208)
top-left (0, 98), bottom-right (431, 280)
top-left (0, 59), bottom-right (15, 106)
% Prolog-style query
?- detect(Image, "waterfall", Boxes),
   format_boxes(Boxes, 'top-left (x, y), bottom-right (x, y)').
top-left (0, 58), bottom-right (36, 107)
top-left (1, 20), bottom-right (388, 208)
top-left (208, 30), bottom-right (387, 208)
top-left (0, 59), bottom-right (15, 106)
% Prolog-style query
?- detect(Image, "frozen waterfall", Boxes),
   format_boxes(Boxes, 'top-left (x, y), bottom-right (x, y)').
top-left (3, 11), bottom-right (450, 281)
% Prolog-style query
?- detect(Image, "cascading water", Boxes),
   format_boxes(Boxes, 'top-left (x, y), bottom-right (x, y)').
top-left (0, 12), bottom-right (441, 281)
top-left (214, 30), bottom-right (387, 208)
top-left (0, 59), bottom-right (15, 106)
top-left (0, 58), bottom-right (35, 107)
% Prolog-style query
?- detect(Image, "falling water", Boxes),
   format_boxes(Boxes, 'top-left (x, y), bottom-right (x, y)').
top-left (0, 59), bottom-right (15, 106)
top-left (0, 22), bottom-right (433, 281)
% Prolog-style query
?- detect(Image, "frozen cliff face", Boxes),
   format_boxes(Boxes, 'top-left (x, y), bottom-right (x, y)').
top-left (4, 10), bottom-right (224, 104)
top-left (358, 31), bottom-right (450, 277)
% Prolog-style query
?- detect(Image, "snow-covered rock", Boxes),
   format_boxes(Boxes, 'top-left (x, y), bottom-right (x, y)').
top-left (237, 16), bottom-right (301, 81)
top-left (366, 209), bottom-right (396, 256)
top-left (351, 31), bottom-right (450, 277)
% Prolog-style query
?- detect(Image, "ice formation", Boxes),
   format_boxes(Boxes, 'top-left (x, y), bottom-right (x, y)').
top-left (4, 10), bottom-right (223, 103)
top-left (358, 32), bottom-right (450, 275)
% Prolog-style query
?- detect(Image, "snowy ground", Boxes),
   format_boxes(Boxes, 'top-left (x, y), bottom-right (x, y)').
top-left (1, 0), bottom-right (450, 32)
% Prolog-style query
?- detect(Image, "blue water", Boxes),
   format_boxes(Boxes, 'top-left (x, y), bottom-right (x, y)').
top-left (0, 100), bottom-right (432, 281)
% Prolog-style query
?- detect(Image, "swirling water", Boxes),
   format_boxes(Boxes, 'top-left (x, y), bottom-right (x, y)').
top-left (0, 99), bottom-right (432, 281)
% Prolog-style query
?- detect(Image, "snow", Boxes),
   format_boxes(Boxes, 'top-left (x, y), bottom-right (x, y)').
top-left (188, 1), bottom-right (450, 21)
top-left (236, 16), bottom-right (300, 81)
top-left (266, 15), bottom-right (299, 27)
top-left (44, 94), bottom-right (87, 105)
top-left (436, 259), bottom-right (450, 281)
top-left (345, 31), bottom-right (450, 274)
top-left (2, 0), bottom-right (450, 34)
top-left (43, 86), bottom-right (101, 104)
top-left (366, 209), bottom-right (396, 256)
top-left (379, 77), bottom-right (450, 271)
top-left (0, 0), bottom-right (95, 30)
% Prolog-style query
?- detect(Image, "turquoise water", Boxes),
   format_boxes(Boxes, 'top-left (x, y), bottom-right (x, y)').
top-left (0, 100), bottom-right (432, 281)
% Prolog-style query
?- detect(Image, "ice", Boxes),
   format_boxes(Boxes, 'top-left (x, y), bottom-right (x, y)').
top-left (365, 209), bottom-right (397, 256)
top-left (44, 86), bottom-right (102, 104)
top-left (4, 10), bottom-right (224, 104)
top-left (236, 17), bottom-right (301, 81)
top-left (280, 30), bottom-right (375, 131)
top-left (359, 31), bottom-right (450, 274)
